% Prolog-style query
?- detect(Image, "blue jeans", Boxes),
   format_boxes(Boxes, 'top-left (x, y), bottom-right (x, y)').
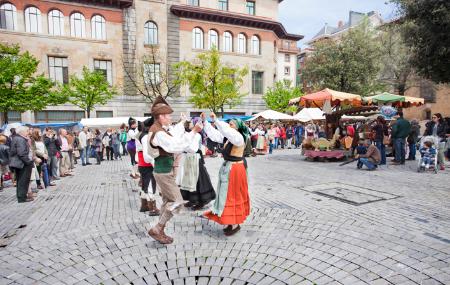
top-left (274, 137), bottom-right (279, 149)
top-left (359, 158), bottom-right (376, 170)
top-left (269, 142), bottom-right (273, 154)
top-left (394, 138), bottom-right (406, 163)
top-left (80, 147), bottom-right (87, 165)
top-left (408, 143), bottom-right (416, 160)
top-left (295, 135), bottom-right (302, 148)
top-left (112, 144), bottom-right (120, 159)
top-left (375, 140), bottom-right (386, 165)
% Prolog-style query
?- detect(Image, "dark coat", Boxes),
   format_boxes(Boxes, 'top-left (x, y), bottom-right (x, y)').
top-left (372, 123), bottom-right (389, 142)
top-left (9, 135), bottom-right (32, 169)
top-left (391, 118), bottom-right (411, 139)
top-left (0, 144), bottom-right (10, 166)
top-left (424, 121), bottom-right (448, 141)
top-left (44, 135), bottom-right (61, 156)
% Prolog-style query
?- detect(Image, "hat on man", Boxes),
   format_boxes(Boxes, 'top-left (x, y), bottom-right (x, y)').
top-left (151, 96), bottom-right (173, 117)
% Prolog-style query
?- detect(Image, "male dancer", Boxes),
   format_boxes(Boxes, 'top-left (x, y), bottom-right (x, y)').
top-left (147, 96), bottom-right (202, 244)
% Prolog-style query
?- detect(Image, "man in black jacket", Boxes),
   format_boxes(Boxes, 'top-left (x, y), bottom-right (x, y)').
top-left (44, 128), bottom-right (60, 180)
top-left (9, 126), bottom-right (33, 203)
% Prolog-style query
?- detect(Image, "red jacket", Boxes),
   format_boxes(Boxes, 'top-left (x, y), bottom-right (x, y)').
top-left (280, 127), bottom-right (287, 139)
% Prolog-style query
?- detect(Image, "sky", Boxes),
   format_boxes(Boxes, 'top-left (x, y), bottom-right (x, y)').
top-left (279, 0), bottom-right (398, 47)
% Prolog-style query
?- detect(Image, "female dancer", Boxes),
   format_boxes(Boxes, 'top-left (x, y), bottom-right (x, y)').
top-left (127, 117), bottom-right (140, 179)
top-left (201, 113), bottom-right (250, 236)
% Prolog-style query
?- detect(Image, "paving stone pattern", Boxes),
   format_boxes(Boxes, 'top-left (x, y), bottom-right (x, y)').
top-left (0, 149), bottom-right (449, 285)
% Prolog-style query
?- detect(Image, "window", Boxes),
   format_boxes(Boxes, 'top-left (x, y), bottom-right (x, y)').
top-left (284, 67), bottom-right (290, 75)
top-left (48, 9), bottom-right (64, 36)
top-left (246, 1), bottom-right (255, 15)
top-left (24, 6), bottom-right (42, 33)
top-left (252, 71), bottom-right (263, 94)
top-left (251, 35), bottom-right (260, 55)
top-left (91, 15), bottom-right (106, 40)
top-left (285, 54), bottom-right (290, 62)
top-left (237, 33), bottom-right (247, 54)
top-left (192, 27), bottom-right (204, 49)
top-left (7, 111), bottom-right (21, 122)
top-left (94, 59), bottom-right (112, 85)
top-left (144, 63), bottom-right (160, 85)
top-left (218, 0), bottom-right (228, 11)
top-left (208, 30), bottom-right (218, 49)
top-left (70, 12), bottom-right (85, 37)
top-left (96, 111), bottom-right (113, 118)
top-left (223, 31), bottom-right (233, 52)
top-left (35, 111), bottom-right (84, 123)
top-left (188, 0), bottom-right (199, 6)
top-left (144, 21), bottom-right (158, 45)
top-left (0, 3), bottom-right (17, 30)
top-left (48, 56), bottom-right (68, 84)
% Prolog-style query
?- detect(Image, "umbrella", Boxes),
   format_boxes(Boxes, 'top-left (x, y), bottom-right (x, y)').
top-left (293, 108), bottom-right (325, 122)
top-left (250, 110), bottom-right (294, 121)
top-left (290, 88), bottom-right (362, 108)
top-left (364, 92), bottom-right (405, 104)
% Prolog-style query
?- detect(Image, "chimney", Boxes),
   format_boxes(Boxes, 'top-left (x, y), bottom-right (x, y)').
top-left (338, 20), bottom-right (344, 28)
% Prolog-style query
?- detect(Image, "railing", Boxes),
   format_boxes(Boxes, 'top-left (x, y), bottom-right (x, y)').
top-left (278, 44), bottom-right (300, 53)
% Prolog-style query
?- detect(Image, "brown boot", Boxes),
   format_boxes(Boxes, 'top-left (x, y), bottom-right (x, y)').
top-left (160, 224), bottom-right (173, 243)
top-left (148, 200), bottom-right (160, 216)
top-left (148, 224), bottom-right (172, 244)
top-left (140, 198), bottom-right (149, 212)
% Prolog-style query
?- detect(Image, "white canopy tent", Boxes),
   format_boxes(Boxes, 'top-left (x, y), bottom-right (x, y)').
top-left (293, 108), bottom-right (325, 122)
top-left (249, 110), bottom-right (295, 121)
top-left (80, 117), bottom-right (150, 129)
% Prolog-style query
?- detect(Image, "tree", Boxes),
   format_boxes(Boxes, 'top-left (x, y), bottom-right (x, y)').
top-left (392, 0), bottom-right (450, 84)
top-left (378, 23), bottom-right (415, 95)
top-left (0, 43), bottom-right (67, 123)
top-left (175, 48), bottom-right (248, 117)
top-left (302, 19), bottom-right (384, 96)
top-left (123, 45), bottom-right (179, 103)
top-left (263, 80), bottom-right (302, 113)
top-left (59, 66), bottom-right (117, 118)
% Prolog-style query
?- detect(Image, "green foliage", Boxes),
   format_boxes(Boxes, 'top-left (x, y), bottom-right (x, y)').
top-left (59, 66), bottom-right (117, 118)
top-left (302, 19), bottom-right (384, 96)
top-left (263, 80), bottom-right (302, 112)
top-left (392, 0), bottom-right (450, 83)
top-left (174, 48), bottom-right (248, 116)
top-left (0, 43), bottom-right (67, 122)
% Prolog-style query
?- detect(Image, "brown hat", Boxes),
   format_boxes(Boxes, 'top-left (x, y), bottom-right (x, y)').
top-left (151, 96), bottom-right (173, 117)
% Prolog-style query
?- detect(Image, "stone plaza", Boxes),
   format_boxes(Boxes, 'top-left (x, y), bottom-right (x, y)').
top-left (0, 149), bottom-right (449, 285)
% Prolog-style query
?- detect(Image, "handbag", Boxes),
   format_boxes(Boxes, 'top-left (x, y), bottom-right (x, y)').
top-left (383, 135), bottom-right (391, 145)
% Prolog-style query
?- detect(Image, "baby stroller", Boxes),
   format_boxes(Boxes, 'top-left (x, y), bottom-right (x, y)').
top-left (417, 136), bottom-right (438, 174)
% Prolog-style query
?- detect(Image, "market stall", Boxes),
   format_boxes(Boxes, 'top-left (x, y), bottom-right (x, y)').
top-left (80, 117), bottom-right (150, 129)
top-left (249, 110), bottom-right (295, 121)
top-left (293, 108), bottom-right (325, 122)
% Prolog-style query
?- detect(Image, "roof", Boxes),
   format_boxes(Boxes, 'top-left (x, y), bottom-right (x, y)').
top-left (170, 4), bottom-right (303, 41)
top-left (60, 0), bottom-right (133, 9)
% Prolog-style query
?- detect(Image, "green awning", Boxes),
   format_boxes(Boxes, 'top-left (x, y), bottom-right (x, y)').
top-left (365, 92), bottom-right (406, 104)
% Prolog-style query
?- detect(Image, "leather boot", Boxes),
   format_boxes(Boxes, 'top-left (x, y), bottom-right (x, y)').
top-left (160, 224), bottom-right (173, 243)
top-left (139, 198), bottom-right (149, 212)
top-left (148, 200), bottom-right (160, 216)
top-left (148, 223), bottom-right (172, 244)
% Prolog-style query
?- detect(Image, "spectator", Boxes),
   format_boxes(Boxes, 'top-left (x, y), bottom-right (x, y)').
top-left (250, 124), bottom-right (258, 149)
top-left (371, 116), bottom-right (389, 165)
top-left (294, 123), bottom-right (304, 148)
top-left (407, 120), bottom-right (420, 161)
top-left (119, 123), bottom-right (128, 156)
top-left (273, 124), bottom-right (280, 149)
top-left (44, 128), bottom-right (60, 181)
top-left (419, 141), bottom-right (437, 169)
top-left (9, 126), bottom-right (34, 203)
top-left (280, 124), bottom-right (286, 149)
top-left (356, 139), bottom-right (381, 171)
top-left (103, 128), bottom-right (113, 161)
top-left (66, 131), bottom-right (75, 170)
top-left (0, 135), bottom-right (10, 191)
top-left (267, 124), bottom-right (276, 154)
top-left (286, 124), bottom-right (294, 149)
top-left (94, 129), bottom-right (103, 165)
top-left (78, 127), bottom-right (89, 166)
top-left (424, 113), bottom-right (448, 170)
top-left (391, 111), bottom-right (411, 165)
top-left (31, 129), bottom-right (48, 189)
top-left (58, 128), bottom-right (72, 177)
top-left (111, 129), bottom-right (121, 160)
top-left (72, 131), bottom-right (80, 165)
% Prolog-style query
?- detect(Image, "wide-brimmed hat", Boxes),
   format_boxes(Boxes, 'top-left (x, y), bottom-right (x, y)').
top-left (151, 96), bottom-right (173, 117)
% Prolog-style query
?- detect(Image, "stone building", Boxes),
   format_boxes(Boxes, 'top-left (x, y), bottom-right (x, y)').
top-left (0, 0), bottom-right (302, 124)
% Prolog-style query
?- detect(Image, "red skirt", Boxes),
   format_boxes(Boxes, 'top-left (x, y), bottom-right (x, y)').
top-left (204, 163), bottom-right (250, 225)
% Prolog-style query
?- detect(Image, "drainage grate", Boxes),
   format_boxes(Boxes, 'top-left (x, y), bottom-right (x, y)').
top-left (302, 182), bottom-right (401, 206)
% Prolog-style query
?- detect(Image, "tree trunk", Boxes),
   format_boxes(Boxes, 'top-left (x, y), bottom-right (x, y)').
top-left (86, 108), bottom-right (91, 119)
top-left (220, 106), bottom-right (224, 118)
top-left (1, 111), bottom-right (8, 125)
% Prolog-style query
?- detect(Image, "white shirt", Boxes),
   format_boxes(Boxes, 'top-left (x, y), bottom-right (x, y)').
top-left (138, 134), bottom-right (154, 164)
top-left (203, 120), bottom-right (244, 147)
top-left (78, 131), bottom-right (87, 148)
top-left (127, 128), bottom-right (138, 141)
top-left (152, 121), bottom-right (199, 154)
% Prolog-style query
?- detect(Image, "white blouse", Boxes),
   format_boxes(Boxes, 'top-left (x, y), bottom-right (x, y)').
top-left (203, 120), bottom-right (244, 147)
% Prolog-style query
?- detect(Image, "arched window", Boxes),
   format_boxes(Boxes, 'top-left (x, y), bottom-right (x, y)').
top-left (70, 12), bottom-right (85, 37)
top-left (24, 6), bottom-right (42, 33)
top-left (0, 3), bottom-right (17, 30)
top-left (48, 9), bottom-right (64, 36)
top-left (144, 21), bottom-right (158, 45)
top-left (208, 30), bottom-right (218, 49)
top-left (251, 35), bottom-right (260, 55)
top-left (223, 31), bottom-right (233, 52)
top-left (237, 33), bottom-right (247, 54)
top-left (91, 15), bottom-right (106, 40)
top-left (192, 27), bottom-right (204, 49)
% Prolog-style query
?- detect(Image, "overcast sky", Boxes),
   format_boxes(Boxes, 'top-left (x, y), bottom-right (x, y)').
top-left (279, 0), bottom-right (398, 46)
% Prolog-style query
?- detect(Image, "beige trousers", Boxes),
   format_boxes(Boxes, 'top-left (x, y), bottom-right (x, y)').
top-left (59, 152), bottom-right (70, 175)
top-left (154, 170), bottom-right (184, 225)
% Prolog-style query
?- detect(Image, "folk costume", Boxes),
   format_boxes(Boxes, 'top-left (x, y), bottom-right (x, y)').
top-left (147, 96), bottom-right (199, 244)
top-left (127, 117), bottom-right (139, 179)
top-left (203, 118), bottom-right (250, 236)
top-left (177, 118), bottom-right (216, 210)
top-left (137, 118), bottom-right (160, 216)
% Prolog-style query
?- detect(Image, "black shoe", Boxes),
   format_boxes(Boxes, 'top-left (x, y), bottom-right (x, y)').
top-left (224, 225), bottom-right (241, 236)
top-left (82, 164), bottom-right (86, 166)
top-left (86, 163), bottom-right (92, 165)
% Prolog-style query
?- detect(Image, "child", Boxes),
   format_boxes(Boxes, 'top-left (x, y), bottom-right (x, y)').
top-left (419, 141), bottom-right (436, 169)
top-left (354, 139), bottom-right (367, 169)
top-left (0, 135), bottom-right (10, 191)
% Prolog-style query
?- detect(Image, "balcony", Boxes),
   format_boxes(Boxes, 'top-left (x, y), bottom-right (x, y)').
top-left (278, 43), bottom-right (300, 54)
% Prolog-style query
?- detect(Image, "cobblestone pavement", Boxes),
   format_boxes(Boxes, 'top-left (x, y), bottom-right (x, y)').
top-left (0, 149), bottom-right (449, 285)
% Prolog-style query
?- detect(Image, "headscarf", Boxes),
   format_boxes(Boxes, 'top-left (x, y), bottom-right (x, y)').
top-left (230, 119), bottom-right (249, 140)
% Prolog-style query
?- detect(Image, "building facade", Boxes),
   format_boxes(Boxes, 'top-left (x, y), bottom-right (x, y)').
top-left (0, 0), bottom-right (302, 124)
